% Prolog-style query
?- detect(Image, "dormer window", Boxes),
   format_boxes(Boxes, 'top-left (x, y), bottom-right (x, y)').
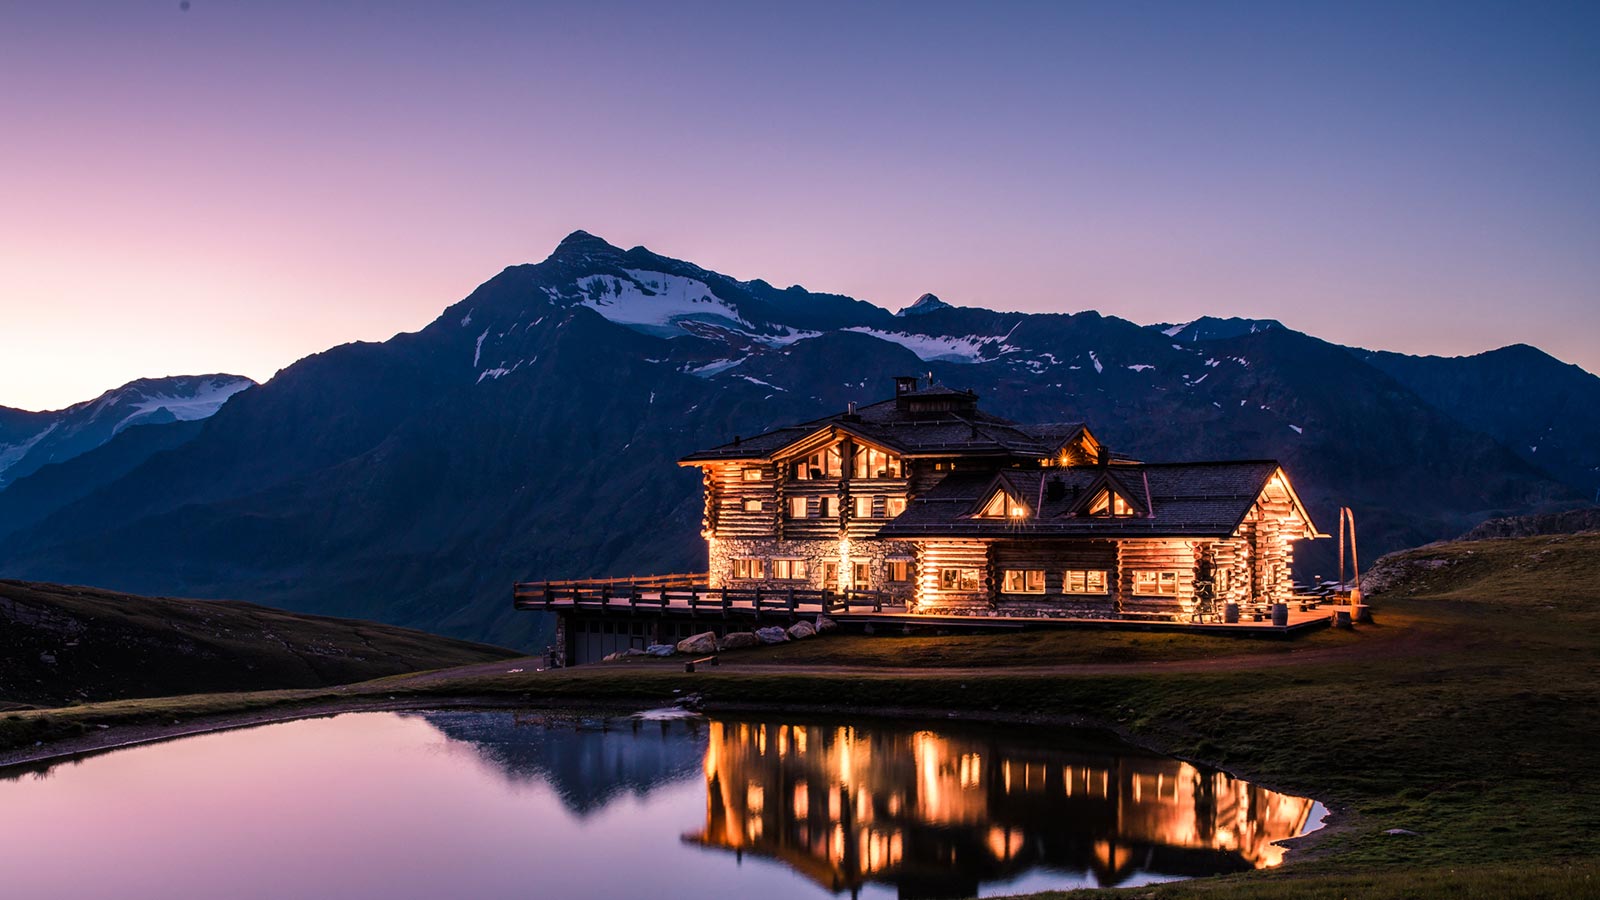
top-left (978, 490), bottom-right (1029, 519)
top-left (793, 446), bottom-right (841, 480)
top-left (1087, 489), bottom-right (1136, 517)
top-left (851, 446), bottom-right (902, 479)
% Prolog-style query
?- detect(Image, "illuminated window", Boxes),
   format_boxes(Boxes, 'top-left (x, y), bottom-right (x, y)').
top-left (1087, 489), bottom-right (1135, 517)
top-left (1002, 569), bottom-right (1045, 593)
top-left (888, 559), bottom-right (911, 582)
top-left (772, 559), bottom-right (808, 581)
top-left (822, 560), bottom-right (839, 587)
top-left (819, 496), bottom-right (839, 517)
top-left (978, 490), bottom-right (1029, 518)
top-left (885, 497), bottom-right (907, 517)
top-left (852, 561), bottom-right (871, 588)
top-left (742, 468), bottom-right (763, 482)
top-left (731, 558), bottom-right (764, 580)
top-left (854, 496), bottom-right (875, 518)
top-left (1213, 569), bottom-right (1231, 593)
top-left (1063, 569), bottom-right (1108, 594)
top-left (939, 568), bottom-right (981, 591)
top-left (851, 446), bottom-right (902, 479)
top-left (1133, 570), bottom-right (1179, 596)
top-left (742, 498), bottom-right (764, 512)
top-left (788, 496), bottom-right (809, 518)
top-left (793, 446), bottom-right (841, 480)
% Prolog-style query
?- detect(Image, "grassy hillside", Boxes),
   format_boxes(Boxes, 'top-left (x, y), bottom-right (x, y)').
top-left (0, 580), bottom-right (518, 707)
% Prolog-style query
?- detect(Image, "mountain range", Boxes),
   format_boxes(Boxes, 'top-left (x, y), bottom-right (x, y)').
top-left (1, 230), bottom-right (1594, 647)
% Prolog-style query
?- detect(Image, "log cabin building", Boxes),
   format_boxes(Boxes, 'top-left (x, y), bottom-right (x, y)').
top-left (518, 377), bottom-right (1325, 663)
top-left (679, 376), bottom-right (1319, 621)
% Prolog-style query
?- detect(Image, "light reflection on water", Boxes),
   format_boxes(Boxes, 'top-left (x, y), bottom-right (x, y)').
top-left (0, 711), bottom-right (1321, 899)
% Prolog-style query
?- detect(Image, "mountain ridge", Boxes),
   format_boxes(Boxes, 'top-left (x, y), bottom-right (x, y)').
top-left (0, 231), bottom-right (1590, 648)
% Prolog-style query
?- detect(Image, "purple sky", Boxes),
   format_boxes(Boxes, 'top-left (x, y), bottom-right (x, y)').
top-left (3, 1), bottom-right (1596, 411)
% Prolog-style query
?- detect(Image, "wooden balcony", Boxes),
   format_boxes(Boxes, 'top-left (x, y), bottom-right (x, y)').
top-left (513, 574), bottom-right (906, 617)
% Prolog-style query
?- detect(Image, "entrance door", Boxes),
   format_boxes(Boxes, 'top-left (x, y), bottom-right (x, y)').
top-left (822, 560), bottom-right (840, 591)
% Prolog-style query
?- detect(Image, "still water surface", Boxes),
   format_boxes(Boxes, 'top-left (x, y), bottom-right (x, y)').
top-left (0, 710), bottom-right (1323, 899)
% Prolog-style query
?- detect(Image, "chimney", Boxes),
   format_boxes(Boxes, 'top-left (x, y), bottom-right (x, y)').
top-left (1097, 446), bottom-right (1111, 468)
top-left (1045, 477), bottom-right (1066, 502)
top-left (842, 401), bottom-right (861, 423)
top-left (894, 375), bottom-right (919, 409)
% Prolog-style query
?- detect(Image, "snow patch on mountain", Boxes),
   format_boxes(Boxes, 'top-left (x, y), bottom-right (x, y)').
top-left (842, 328), bottom-right (995, 363)
top-left (111, 378), bottom-right (253, 434)
top-left (578, 270), bottom-right (752, 338)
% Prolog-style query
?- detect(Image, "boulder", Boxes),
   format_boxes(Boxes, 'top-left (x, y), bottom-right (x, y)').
top-left (645, 644), bottom-right (677, 657)
top-left (717, 631), bottom-right (760, 651)
top-left (755, 626), bottom-right (790, 645)
top-left (786, 621), bottom-right (817, 640)
top-left (813, 615), bottom-right (838, 633)
top-left (676, 631), bottom-right (720, 655)
top-left (602, 647), bottom-right (647, 662)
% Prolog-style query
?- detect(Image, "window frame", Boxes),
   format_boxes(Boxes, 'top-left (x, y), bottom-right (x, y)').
top-left (939, 567), bottom-right (982, 592)
top-left (741, 468), bottom-right (763, 482)
top-left (771, 558), bottom-right (809, 581)
top-left (887, 559), bottom-right (911, 583)
top-left (885, 497), bottom-right (908, 517)
top-left (1002, 569), bottom-right (1046, 594)
top-left (1063, 569), bottom-right (1109, 595)
top-left (730, 557), bottom-right (765, 581)
top-left (851, 561), bottom-right (871, 588)
top-left (742, 498), bottom-right (764, 512)
top-left (977, 490), bottom-right (1029, 519)
top-left (1132, 570), bottom-right (1180, 596)
top-left (787, 496), bottom-right (809, 519)
top-left (853, 495), bottom-right (875, 519)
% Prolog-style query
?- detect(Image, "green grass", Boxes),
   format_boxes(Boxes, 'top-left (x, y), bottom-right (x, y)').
top-left (749, 619), bottom-right (1368, 667)
top-left (5, 534), bottom-right (1599, 898)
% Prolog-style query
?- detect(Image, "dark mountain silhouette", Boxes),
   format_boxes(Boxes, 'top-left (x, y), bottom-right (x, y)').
top-left (0, 232), bottom-right (1589, 647)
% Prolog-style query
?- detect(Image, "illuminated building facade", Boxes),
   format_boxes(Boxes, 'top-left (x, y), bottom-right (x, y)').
top-left (679, 377), bottom-right (1319, 619)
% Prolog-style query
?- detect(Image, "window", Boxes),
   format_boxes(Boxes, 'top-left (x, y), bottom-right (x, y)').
top-left (852, 446), bottom-right (902, 479)
top-left (822, 560), bottom-right (839, 588)
top-left (939, 567), bottom-right (982, 592)
top-left (1133, 570), bottom-right (1179, 596)
top-left (819, 496), bottom-right (839, 517)
top-left (977, 490), bottom-right (1029, 518)
top-left (772, 559), bottom-right (808, 580)
top-left (1063, 569), bottom-right (1108, 594)
top-left (1088, 489), bottom-right (1136, 517)
top-left (788, 496), bottom-right (809, 519)
top-left (853, 496), bottom-right (875, 518)
top-left (742, 498), bottom-right (764, 512)
top-left (731, 558), bottom-right (764, 580)
top-left (742, 468), bottom-right (763, 482)
top-left (851, 561), bottom-right (871, 588)
top-left (793, 446), bottom-right (841, 480)
top-left (1002, 569), bottom-right (1045, 594)
top-left (885, 497), bottom-right (907, 517)
top-left (888, 559), bottom-right (911, 582)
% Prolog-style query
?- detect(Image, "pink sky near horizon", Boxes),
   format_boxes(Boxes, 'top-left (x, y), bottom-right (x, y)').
top-left (3, 2), bottom-right (1596, 412)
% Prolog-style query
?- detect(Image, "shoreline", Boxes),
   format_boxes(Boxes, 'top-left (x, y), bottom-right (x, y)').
top-left (0, 687), bottom-right (1345, 866)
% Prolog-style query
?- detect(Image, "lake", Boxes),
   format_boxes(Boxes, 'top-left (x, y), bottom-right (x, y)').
top-left (0, 709), bottom-right (1323, 899)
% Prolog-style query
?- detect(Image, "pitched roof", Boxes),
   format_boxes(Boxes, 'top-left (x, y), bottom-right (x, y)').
top-left (876, 460), bottom-right (1287, 539)
top-left (679, 393), bottom-right (1090, 463)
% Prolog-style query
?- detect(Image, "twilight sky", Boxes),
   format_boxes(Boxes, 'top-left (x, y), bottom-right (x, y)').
top-left (2, 1), bottom-right (1596, 411)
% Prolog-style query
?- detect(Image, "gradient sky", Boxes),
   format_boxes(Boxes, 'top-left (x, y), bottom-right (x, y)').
top-left (3, 1), bottom-right (1596, 411)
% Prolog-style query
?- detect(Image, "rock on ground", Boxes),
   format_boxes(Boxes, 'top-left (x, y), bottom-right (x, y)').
top-left (786, 621), bottom-right (817, 640)
top-left (755, 626), bottom-right (790, 645)
top-left (602, 647), bottom-right (648, 662)
top-left (676, 632), bottom-right (719, 655)
top-left (813, 615), bottom-right (837, 633)
top-left (645, 644), bottom-right (677, 657)
top-left (717, 631), bottom-right (760, 651)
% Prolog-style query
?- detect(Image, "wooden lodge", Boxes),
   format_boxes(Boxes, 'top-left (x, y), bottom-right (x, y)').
top-left (518, 376), bottom-right (1327, 664)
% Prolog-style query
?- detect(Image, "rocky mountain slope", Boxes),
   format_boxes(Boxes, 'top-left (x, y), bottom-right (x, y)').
top-left (0, 231), bottom-right (1591, 648)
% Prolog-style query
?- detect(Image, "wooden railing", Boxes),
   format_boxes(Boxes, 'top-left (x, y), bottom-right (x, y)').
top-left (513, 576), bottom-right (903, 616)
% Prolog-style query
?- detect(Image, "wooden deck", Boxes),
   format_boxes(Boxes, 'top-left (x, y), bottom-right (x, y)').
top-left (514, 576), bottom-right (1333, 637)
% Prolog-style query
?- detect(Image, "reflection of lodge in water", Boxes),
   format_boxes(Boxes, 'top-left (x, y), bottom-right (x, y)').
top-left (685, 719), bottom-right (1317, 898)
